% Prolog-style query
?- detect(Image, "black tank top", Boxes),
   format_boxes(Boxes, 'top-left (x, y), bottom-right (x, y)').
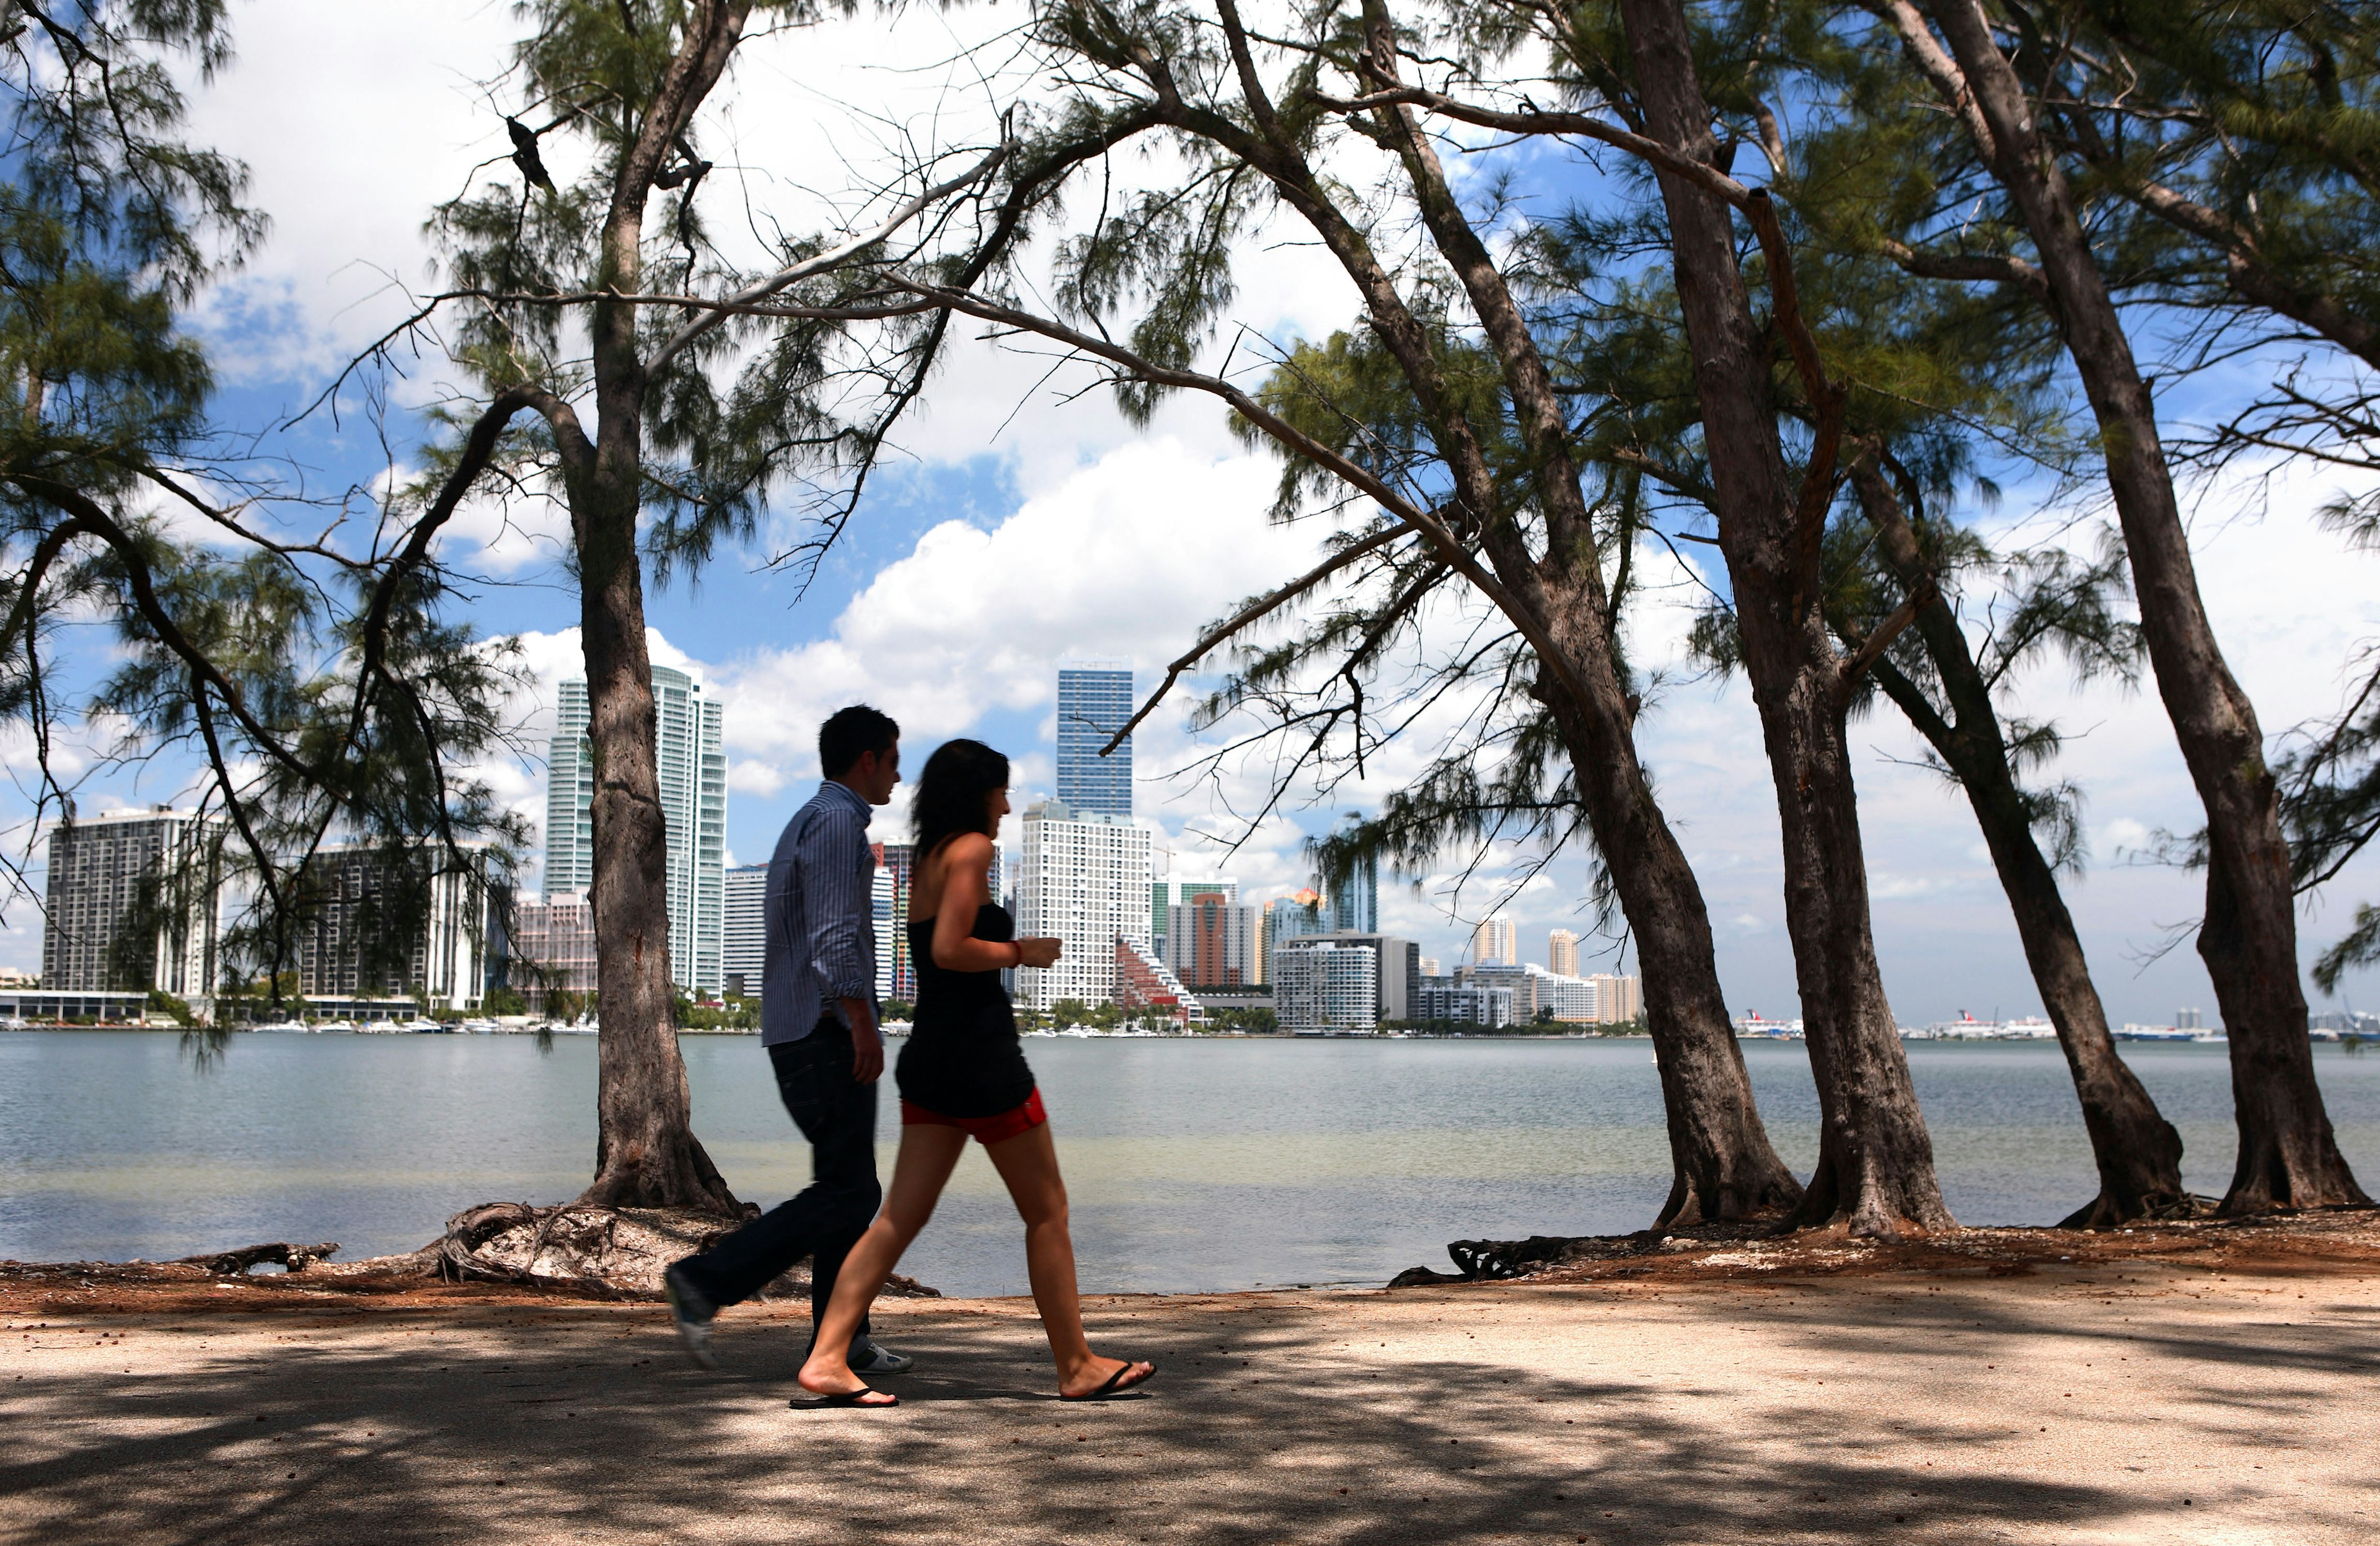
top-left (897, 902), bottom-right (1035, 1118)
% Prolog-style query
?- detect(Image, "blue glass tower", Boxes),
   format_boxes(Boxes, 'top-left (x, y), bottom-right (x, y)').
top-left (1056, 660), bottom-right (1135, 818)
top-left (1328, 852), bottom-right (1377, 933)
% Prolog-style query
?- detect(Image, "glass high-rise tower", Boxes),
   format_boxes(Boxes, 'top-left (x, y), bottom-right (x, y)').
top-left (545, 666), bottom-right (727, 993)
top-left (1328, 852), bottom-right (1378, 933)
top-left (1056, 659), bottom-right (1135, 818)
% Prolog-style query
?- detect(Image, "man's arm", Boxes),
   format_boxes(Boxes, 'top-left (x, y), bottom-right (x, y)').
top-left (802, 802), bottom-right (883, 1082)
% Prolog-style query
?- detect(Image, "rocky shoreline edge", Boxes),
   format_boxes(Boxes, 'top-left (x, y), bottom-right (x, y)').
top-left (0, 1201), bottom-right (942, 1309)
top-left (6, 1204), bottom-right (2374, 1315)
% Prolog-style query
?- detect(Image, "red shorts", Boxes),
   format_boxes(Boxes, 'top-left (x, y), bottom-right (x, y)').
top-left (900, 1087), bottom-right (1047, 1146)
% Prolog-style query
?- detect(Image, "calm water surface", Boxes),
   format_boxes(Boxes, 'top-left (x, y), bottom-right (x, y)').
top-left (3, 1031), bottom-right (2375, 1296)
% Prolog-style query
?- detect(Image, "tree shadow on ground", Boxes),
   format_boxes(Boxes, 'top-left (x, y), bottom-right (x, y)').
top-left (2, 1273), bottom-right (2366, 1544)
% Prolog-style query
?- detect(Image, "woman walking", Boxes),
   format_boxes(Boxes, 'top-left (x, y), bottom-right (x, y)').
top-left (794, 738), bottom-right (1157, 1409)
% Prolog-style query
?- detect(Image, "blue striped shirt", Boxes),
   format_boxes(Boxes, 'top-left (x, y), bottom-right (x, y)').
top-left (760, 779), bottom-right (879, 1047)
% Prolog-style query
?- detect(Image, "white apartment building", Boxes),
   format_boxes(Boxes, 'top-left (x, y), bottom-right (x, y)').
top-left (42, 806), bottom-right (225, 1000)
top-left (1471, 912), bottom-right (1517, 966)
top-left (546, 666), bottom-right (726, 992)
top-left (1413, 982), bottom-right (1515, 1028)
top-left (1273, 938), bottom-right (1380, 1032)
top-left (721, 863), bottom-right (768, 996)
top-left (296, 844), bottom-right (489, 1013)
top-left (1015, 798), bottom-right (1150, 1010)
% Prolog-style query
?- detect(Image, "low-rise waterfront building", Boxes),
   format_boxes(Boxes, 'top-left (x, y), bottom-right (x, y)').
top-left (1411, 981), bottom-right (1514, 1028)
top-left (0, 987), bottom-right (153, 1023)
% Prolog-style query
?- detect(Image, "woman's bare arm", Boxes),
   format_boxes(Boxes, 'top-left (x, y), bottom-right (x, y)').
top-left (930, 833), bottom-right (1016, 972)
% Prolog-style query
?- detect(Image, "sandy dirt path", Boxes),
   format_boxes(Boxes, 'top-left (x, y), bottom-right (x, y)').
top-left (4, 1261), bottom-right (2376, 1544)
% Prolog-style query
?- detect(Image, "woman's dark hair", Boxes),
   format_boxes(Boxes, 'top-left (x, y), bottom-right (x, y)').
top-left (912, 738), bottom-right (1010, 859)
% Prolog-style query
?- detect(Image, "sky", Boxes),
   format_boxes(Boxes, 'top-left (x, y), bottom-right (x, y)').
top-left (6, 0), bottom-right (2380, 1028)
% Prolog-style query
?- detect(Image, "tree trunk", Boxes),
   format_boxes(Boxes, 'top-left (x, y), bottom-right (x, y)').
top-left (566, 1), bottom-right (751, 1213)
top-left (1342, 1), bottom-right (1802, 1223)
top-left (1621, 0), bottom-right (1950, 1235)
top-left (1539, 668), bottom-right (1805, 1224)
top-left (1918, 0), bottom-right (2366, 1213)
top-left (1850, 466), bottom-right (2185, 1226)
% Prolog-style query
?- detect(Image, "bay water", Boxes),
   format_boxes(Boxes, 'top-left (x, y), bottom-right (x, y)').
top-left (2, 1031), bottom-right (2375, 1296)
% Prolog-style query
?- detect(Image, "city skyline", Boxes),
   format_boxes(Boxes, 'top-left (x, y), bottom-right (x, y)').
top-left (6, 5), bottom-right (2378, 1037)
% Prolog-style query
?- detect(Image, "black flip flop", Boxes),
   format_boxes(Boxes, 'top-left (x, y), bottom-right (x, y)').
top-left (1060, 1361), bottom-right (1157, 1402)
top-left (789, 1385), bottom-right (899, 1410)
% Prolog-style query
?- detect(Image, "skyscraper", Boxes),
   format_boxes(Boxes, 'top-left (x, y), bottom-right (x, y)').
top-left (1260, 889), bottom-right (1323, 985)
top-left (294, 844), bottom-right (490, 1012)
top-left (1015, 798), bottom-right (1150, 1009)
top-left (1548, 928), bottom-right (1580, 978)
top-left (873, 867), bottom-right (895, 1001)
top-left (1471, 912), bottom-right (1517, 966)
top-left (1328, 853), bottom-right (1377, 933)
top-left (545, 665), bottom-right (727, 992)
top-left (42, 806), bottom-right (224, 999)
top-left (1056, 659), bottom-right (1135, 818)
top-left (721, 864), bottom-right (768, 996)
top-left (1150, 874), bottom-right (1235, 958)
top-left (1164, 891), bottom-right (1261, 988)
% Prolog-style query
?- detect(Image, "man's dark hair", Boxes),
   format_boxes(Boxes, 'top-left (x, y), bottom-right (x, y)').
top-left (819, 705), bottom-right (899, 777)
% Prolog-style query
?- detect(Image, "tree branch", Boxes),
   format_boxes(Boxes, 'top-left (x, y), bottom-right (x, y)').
top-left (888, 276), bottom-right (1597, 713)
top-left (1100, 522), bottom-right (1411, 753)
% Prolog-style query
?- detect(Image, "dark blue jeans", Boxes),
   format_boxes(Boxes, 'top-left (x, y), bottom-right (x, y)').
top-left (674, 1022), bottom-right (879, 1345)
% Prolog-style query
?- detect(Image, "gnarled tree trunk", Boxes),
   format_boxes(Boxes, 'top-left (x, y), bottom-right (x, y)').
top-left (1849, 464), bottom-right (2185, 1226)
top-left (1621, 0), bottom-right (1950, 1235)
top-left (1910, 0), bottom-right (2364, 1214)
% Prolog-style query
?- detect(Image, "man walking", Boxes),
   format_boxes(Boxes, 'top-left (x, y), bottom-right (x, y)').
top-left (664, 705), bottom-right (910, 1376)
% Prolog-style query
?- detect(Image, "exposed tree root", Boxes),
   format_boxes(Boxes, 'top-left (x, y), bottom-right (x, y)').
top-left (1389, 1206), bottom-right (2380, 1288)
top-left (7, 1204), bottom-right (942, 1303)
top-left (2056, 1190), bottom-right (2213, 1232)
top-left (172, 1241), bottom-right (342, 1274)
top-left (337, 1201), bottom-right (937, 1301)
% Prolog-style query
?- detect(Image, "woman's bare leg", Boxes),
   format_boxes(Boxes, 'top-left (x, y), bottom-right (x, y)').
top-left (796, 1123), bottom-right (967, 1399)
top-left (982, 1121), bottom-right (1153, 1398)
